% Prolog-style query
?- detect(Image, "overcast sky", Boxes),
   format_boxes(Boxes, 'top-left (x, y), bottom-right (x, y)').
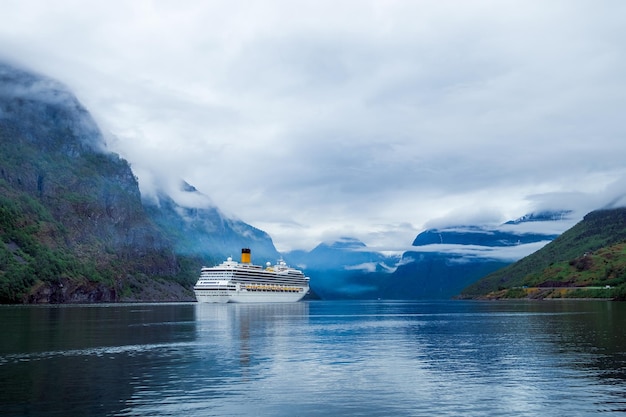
top-left (1, 0), bottom-right (626, 252)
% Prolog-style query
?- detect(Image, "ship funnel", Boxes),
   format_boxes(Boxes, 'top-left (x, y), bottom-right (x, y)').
top-left (241, 248), bottom-right (251, 264)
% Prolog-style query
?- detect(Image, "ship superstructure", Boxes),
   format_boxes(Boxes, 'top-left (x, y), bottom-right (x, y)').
top-left (194, 248), bottom-right (310, 303)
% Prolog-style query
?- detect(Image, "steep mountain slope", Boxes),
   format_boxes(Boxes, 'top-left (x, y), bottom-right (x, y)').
top-left (461, 207), bottom-right (626, 299)
top-left (144, 181), bottom-right (280, 264)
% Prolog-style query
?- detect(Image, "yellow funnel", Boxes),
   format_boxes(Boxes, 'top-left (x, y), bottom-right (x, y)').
top-left (241, 248), bottom-right (251, 264)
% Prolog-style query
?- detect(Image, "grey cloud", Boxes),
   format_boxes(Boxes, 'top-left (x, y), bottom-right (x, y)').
top-left (2, 0), bottom-right (626, 251)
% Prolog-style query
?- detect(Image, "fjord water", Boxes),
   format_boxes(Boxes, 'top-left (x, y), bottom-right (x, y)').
top-left (1, 301), bottom-right (625, 416)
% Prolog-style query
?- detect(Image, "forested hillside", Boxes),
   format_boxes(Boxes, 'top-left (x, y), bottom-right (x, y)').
top-left (0, 62), bottom-right (195, 303)
top-left (461, 208), bottom-right (626, 300)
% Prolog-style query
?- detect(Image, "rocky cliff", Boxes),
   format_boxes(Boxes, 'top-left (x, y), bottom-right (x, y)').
top-left (0, 62), bottom-right (191, 302)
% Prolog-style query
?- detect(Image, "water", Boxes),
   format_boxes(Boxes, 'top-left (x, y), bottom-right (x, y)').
top-left (1, 300), bottom-right (625, 416)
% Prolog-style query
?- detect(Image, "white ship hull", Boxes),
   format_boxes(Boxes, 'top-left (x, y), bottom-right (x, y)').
top-left (194, 288), bottom-right (307, 303)
top-left (194, 249), bottom-right (310, 304)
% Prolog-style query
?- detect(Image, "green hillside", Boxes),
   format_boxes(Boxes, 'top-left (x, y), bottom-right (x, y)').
top-left (461, 208), bottom-right (626, 300)
top-left (0, 62), bottom-right (197, 303)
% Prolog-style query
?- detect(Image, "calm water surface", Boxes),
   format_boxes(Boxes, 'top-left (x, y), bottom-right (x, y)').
top-left (1, 300), bottom-right (625, 416)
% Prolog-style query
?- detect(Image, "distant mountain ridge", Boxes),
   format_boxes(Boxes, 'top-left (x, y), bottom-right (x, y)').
top-left (414, 210), bottom-right (568, 247)
top-left (284, 237), bottom-right (399, 299)
top-left (504, 210), bottom-right (573, 224)
top-left (284, 211), bottom-right (566, 300)
top-left (383, 212), bottom-right (565, 299)
top-left (411, 225), bottom-right (559, 247)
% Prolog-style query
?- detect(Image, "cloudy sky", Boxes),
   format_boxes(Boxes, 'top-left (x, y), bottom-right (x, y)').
top-left (1, 0), bottom-right (626, 252)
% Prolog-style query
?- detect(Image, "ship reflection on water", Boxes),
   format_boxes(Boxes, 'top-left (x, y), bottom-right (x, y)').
top-left (194, 302), bottom-right (310, 369)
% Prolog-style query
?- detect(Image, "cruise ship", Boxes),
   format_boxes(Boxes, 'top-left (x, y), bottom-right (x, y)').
top-left (194, 248), bottom-right (310, 303)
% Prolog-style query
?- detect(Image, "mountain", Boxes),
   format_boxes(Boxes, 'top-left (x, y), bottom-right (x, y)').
top-left (0, 61), bottom-right (279, 303)
top-left (143, 180), bottom-right (280, 263)
top-left (503, 210), bottom-right (572, 225)
top-left (284, 237), bottom-right (400, 299)
top-left (283, 212), bottom-right (568, 300)
top-left (0, 61), bottom-right (185, 302)
top-left (383, 212), bottom-right (567, 299)
top-left (460, 207), bottom-right (626, 300)
top-left (383, 253), bottom-right (510, 299)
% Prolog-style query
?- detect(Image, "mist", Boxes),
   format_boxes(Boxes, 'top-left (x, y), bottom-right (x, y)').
top-left (2, 0), bottom-right (626, 251)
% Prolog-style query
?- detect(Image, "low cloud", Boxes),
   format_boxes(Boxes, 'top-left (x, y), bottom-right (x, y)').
top-left (407, 241), bottom-right (553, 262)
top-left (2, 1), bottom-right (626, 251)
top-left (345, 262), bottom-right (379, 273)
